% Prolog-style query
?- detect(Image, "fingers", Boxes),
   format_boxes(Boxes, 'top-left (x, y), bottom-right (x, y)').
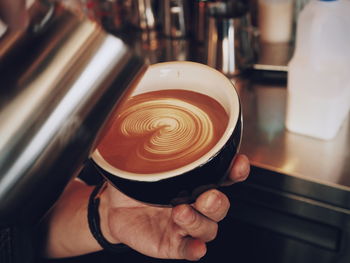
top-left (172, 189), bottom-right (230, 242)
top-left (172, 204), bottom-right (218, 242)
top-left (194, 189), bottom-right (230, 222)
top-left (223, 154), bottom-right (250, 186)
top-left (178, 238), bottom-right (207, 261)
top-left (172, 189), bottom-right (230, 261)
top-left (172, 205), bottom-right (212, 260)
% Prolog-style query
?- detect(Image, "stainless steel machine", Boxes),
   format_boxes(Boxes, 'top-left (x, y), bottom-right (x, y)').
top-left (0, 1), bottom-right (144, 261)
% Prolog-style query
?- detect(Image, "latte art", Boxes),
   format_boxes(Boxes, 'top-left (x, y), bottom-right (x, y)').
top-left (119, 99), bottom-right (214, 162)
top-left (97, 90), bottom-right (229, 174)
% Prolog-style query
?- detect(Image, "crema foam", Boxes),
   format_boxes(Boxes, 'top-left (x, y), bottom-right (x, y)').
top-left (97, 89), bottom-right (229, 174)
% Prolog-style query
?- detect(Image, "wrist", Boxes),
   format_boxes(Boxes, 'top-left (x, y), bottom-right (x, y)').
top-left (43, 180), bottom-right (102, 258)
top-left (98, 183), bottom-right (121, 245)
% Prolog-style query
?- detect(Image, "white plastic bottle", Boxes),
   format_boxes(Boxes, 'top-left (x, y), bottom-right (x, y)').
top-left (285, 0), bottom-right (350, 140)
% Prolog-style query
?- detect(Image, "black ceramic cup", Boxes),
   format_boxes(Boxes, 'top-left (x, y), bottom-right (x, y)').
top-left (91, 61), bottom-right (242, 206)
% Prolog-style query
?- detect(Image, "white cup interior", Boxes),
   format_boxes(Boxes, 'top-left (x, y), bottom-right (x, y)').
top-left (92, 61), bottom-right (240, 182)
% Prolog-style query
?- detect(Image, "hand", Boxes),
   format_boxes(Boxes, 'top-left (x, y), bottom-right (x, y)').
top-left (43, 154), bottom-right (250, 260)
top-left (98, 154), bottom-right (250, 261)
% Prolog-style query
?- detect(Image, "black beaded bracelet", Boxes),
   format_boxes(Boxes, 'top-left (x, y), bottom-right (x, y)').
top-left (87, 180), bottom-right (129, 253)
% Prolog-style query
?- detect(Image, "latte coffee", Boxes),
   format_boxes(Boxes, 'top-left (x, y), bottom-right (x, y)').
top-left (97, 89), bottom-right (229, 174)
top-left (90, 61), bottom-right (241, 205)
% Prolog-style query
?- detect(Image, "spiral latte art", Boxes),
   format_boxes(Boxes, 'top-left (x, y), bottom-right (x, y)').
top-left (97, 90), bottom-right (229, 174)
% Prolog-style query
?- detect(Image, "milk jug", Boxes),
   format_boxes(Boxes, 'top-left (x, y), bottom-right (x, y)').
top-left (285, 0), bottom-right (350, 140)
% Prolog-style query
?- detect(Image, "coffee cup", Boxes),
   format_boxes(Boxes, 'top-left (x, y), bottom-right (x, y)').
top-left (91, 61), bottom-right (242, 206)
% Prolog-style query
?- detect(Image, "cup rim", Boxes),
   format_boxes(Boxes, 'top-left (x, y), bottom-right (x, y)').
top-left (91, 61), bottom-right (240, 182)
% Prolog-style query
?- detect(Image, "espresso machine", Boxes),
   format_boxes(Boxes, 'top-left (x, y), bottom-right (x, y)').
top-left (0, 1), bottom-right (145, 261)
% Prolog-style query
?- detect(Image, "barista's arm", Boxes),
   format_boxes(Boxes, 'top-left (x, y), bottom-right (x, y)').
top-left (41, 179), bottom-right (103, 258)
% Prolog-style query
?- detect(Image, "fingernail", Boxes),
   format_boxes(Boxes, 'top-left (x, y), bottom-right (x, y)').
top-left (204, 192), bottom-right (221, 212)
top-left (238, 162), bottom-right (250, 181)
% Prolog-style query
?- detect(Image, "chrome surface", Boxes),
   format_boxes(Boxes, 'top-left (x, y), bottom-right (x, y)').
top-left (0, 2), bottom-right (145, 222)
top-left (253, 42), bottom-right (293, 72)
top-left (206, 3), bottom-right (255, 76)
top-left (125, 0), bottom-right (157, 30)
top-left (161, 0), bottom-right (189, 38)
top-left (129, 30), bottom-right (192, 65)
top-left (97, 0), bottom-right (126, 32)
top-left (233, 77), bottom-right (350, 190)
top-left (193, 0), bottom-right (209, 43)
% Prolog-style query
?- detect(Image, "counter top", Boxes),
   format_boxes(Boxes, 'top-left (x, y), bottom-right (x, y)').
top-left (234, 76), bottom-right (350, 191)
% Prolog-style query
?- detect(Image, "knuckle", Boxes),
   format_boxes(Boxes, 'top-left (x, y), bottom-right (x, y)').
top-left (189, 213), bottom-right (202, 232)
top-left (174, 205), bottom-right (197, 226)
